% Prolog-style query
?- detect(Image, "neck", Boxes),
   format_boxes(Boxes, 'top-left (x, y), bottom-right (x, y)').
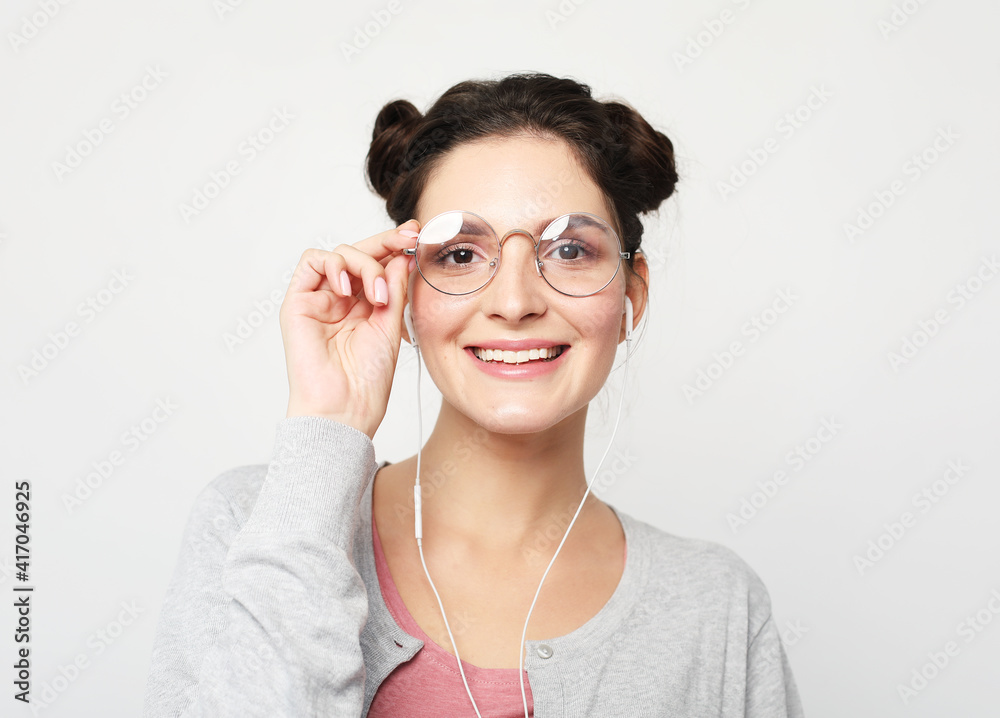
top-left (411, 400), bottom-right (598, 553)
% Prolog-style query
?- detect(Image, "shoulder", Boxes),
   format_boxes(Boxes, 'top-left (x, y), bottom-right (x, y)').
top-left (617, 509), bottom-right (773, 623)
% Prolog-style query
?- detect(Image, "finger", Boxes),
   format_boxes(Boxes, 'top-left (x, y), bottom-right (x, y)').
top-left (289, 218), bottom-right (420, 297)
top-left (370, 253), bottom-right (412, 342)
top-left (354, 219), bottom-right (422, 264)
top-left (335, 243), bottom-right (411, 307)
top-left (289, 248), bottom-right (351, 296)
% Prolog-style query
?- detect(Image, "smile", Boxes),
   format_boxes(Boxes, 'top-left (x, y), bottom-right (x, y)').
top-left (471, 346), bottom-right (567, 364)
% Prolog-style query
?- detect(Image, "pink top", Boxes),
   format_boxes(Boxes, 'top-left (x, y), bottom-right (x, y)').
top-left (367, 516), bottom-right (628, 717)
top-left (367, 517), bottom-right (536, 717)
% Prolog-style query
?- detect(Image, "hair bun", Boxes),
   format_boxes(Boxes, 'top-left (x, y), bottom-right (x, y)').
top-left (604, 101), bottom-right (678, 213)
top-left (366, 99), bottom-right (423, 200)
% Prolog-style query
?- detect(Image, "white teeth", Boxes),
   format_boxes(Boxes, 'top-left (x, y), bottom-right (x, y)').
top-left (472, 346), bottom-right (564, 364)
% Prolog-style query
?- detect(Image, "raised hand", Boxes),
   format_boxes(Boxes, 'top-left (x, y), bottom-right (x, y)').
top-left (280, 219), bottom-right (420, 439)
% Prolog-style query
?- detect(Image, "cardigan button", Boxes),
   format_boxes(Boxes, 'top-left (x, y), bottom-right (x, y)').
top-left (536, 644), bottom-right (554, 659)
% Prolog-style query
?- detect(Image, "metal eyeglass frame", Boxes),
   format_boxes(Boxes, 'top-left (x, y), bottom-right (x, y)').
top-left (402, 209), bottom-right (631, 298)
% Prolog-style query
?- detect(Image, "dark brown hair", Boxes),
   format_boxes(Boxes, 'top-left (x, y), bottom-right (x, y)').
top-left (364, 72), bottom-right (678, 283)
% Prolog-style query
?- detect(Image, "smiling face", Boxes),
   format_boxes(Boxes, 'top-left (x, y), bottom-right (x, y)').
top-left (409, 134), bottom-right (642, 435)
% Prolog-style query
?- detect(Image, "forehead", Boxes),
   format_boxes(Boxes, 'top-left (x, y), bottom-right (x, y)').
top-left (416, 136), bottom-right (611, 230)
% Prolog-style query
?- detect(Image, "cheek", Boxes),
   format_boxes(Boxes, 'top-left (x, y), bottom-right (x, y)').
top-left (409, 281), bottom-right (453, 337)
top-left (409, 283), bottom-right (470, 368)
top-left (576, 299), bottom-right (624, 349)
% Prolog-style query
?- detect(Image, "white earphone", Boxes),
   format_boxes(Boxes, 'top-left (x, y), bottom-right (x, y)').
top-left (404, 304), bottom-right (417, 349)
top-left (624, 295), bottom-right (633, 342)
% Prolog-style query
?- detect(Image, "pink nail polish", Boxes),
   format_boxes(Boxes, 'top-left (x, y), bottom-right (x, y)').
top-left (374, 276), bottom-right (388, 305)
top-left (340, 271), bottom-right (351, 296)
top-left (408, 256), bottom-right (416, 272)
top-left (398, 229), bottom-right (419, 238)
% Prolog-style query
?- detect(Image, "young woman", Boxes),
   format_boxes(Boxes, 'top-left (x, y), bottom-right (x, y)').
top-left (142, 72), bottom-right (804, 717)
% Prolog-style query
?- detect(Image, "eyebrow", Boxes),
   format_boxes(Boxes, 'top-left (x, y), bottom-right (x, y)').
top-left (471, 214), bottom-right (608, 237)
top-left (553, 215), bottom-right (606, 231)
top-left (459, 218), bottom-right (494, 237)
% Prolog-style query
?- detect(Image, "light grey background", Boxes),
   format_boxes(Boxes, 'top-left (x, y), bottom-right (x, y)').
top-left (2, 0), bottom-right (998, 716)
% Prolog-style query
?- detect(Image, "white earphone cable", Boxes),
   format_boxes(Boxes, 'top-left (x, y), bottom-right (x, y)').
top-left (412, 346), bottom-right (484, 718)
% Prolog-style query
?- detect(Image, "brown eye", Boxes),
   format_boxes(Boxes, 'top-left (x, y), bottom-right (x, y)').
top-left (557, 244), bottom-right (582, 260)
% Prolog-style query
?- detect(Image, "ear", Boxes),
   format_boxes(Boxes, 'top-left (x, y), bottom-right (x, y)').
top-left (620, 252), bottom-right (649, 343)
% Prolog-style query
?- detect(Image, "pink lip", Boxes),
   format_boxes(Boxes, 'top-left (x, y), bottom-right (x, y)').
top-left (465, 345), bottom-right (569, 379)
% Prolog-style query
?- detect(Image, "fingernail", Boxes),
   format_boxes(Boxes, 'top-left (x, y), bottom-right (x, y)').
top-left (374, 276), bottom-right (388, 305)
top-left (398, 229), bottom-right (419, 238)
top-left (339, 270), bottom-right (351, 296)
top-left (408, 256), bottom-right (416, 272)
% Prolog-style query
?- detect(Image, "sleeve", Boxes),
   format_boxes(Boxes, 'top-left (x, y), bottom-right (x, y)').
top-left (744, 611), bottom-right (806, 718)
top-left (141, 416), bottom-right (378, 718)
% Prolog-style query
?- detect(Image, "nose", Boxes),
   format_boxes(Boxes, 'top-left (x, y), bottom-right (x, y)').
top-left (480, 230), bottom-right (547, 322)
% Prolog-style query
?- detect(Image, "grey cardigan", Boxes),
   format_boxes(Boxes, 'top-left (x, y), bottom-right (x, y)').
top-left (142, 416), bottom-right (804, 717)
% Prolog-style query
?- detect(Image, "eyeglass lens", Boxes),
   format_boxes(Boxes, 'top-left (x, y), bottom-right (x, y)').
top-left (414, 211), bottom-right (622, 296)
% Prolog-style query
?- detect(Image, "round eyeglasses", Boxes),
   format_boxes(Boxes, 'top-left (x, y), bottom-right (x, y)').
top-left (403, 210), bottom-right (630, 297)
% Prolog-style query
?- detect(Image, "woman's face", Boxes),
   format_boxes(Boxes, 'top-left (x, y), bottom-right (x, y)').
top-left (409, 135), bottom-right (638, 435)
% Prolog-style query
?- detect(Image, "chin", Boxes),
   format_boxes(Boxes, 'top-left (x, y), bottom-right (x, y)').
top-left (465, 401), bottom-right (582, 436)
